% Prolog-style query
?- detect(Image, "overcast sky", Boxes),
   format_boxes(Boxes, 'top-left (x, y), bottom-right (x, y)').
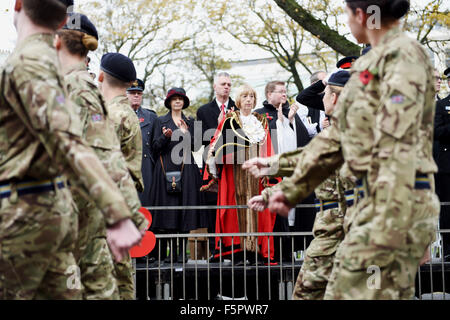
top-left (1, 0), bottom-right (447, 56)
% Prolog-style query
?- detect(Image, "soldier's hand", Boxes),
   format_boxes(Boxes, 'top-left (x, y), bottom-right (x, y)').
top-left (268, 191), bottom-right (292, 217)
top-left (248, 195), bottom-right (267, 212)
top-left (322, 118), bottom-right (330, 129)
top-left (242, 157), bottom-right (272, 178)
top-left (107, 218), bottom-right (143, 262)
top-left (419, 246), bottom-right (431, 266)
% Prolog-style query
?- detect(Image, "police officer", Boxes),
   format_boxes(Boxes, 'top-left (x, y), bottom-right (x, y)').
top-left (126, 79), bottom-right (158, 207)
top-left (434, 67), bottom-right (450, 261)
top-left (0, 0), bottom-right (141, 300)
top-left (98, 52), bottom-right (144, 300)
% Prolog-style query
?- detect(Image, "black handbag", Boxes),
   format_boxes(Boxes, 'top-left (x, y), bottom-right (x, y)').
top-left (160, 156), bottom-right (184, 194)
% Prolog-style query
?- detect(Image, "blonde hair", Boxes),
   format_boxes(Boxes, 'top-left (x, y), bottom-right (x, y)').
top-left (328, 84), bottom-right (344, 97)
top-left (235, 84), bottom-right (257, 109)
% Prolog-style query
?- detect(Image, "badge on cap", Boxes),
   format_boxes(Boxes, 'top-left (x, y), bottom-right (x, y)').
top-left (133, 80), bottom-right (139, 87)
top-left (92, 114), bottom-right (103, 122)
top-left (391, 95), bottom-right (405, 104)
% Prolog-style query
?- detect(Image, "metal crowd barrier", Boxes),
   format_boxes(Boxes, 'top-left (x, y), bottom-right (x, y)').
top-left (132, 204), bottom-right (450, 301)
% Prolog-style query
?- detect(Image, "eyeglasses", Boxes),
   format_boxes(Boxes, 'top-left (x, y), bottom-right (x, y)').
top-left (272, 90), bottom-right (287, 94)
top-left (127, 92), bottom-right (143, 96)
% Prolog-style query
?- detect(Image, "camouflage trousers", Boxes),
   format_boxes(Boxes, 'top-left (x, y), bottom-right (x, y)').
top-left (324, 188), bottom-right (440, 300)
top-left (292, 206), bottom-right (344, 300)
top-left (73, 191), bottom-right (120, 300)
top-left (0, 187), bottom-right (82, 300)
top-left (114, 253), bottom-right (135, 300)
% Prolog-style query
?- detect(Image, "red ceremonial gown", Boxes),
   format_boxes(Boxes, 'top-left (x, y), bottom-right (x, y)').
top-left (202, 111), bottom-right (277, 261)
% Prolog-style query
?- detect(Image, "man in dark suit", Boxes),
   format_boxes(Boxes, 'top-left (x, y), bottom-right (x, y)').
top-left (434, 67), bottom-right (450, 261)
top-left (197, 72), bottom-right (236, 255)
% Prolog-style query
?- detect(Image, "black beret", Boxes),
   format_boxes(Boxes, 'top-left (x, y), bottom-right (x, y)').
top-left (164, 87), bottom-right (190, 109)
top-left (127, 79), bottom-right (145, 92)
top-left (100, 53), bottom-right (136, 83)
top-left (63, 13), bottom-right (98, 40)
top-left (58, 0), bottom-right (74, 7)
top-left (328, 70), bottom-right (351, 87)
top-left (444, 67), bottom-right (450, 78)
top-left (336, 56), bottom-right (359, 69)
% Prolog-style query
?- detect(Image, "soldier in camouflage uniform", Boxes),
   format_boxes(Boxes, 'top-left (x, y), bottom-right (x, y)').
top-left (245, 0), bottom-right (439, 299)
top-left (55, 13), bottom-right (147, 299)
top-left (0, 0), bottom-right (142, 300)
top-left (247, 71), bottom-right (358, 300)
top-left (98, 53), bottom-right (144, 300)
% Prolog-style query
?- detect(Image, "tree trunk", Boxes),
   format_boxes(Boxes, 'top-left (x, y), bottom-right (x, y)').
top-left (273, 0), bottom-right (361, 56)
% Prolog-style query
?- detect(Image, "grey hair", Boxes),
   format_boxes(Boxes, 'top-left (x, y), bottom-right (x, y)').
top-left (214, 72), bottom-right (231, 84)
top-left (310, 71), bottom-right (326, 85)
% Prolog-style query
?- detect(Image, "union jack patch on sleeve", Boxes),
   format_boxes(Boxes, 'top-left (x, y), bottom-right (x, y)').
top-left (92, 114), bottom-right (103, 122)
top-left (391, 95), bottom-right (405, 104)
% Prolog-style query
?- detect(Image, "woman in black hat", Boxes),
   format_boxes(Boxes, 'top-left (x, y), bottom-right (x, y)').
top-left (149, 88), bottom-right (206, 263)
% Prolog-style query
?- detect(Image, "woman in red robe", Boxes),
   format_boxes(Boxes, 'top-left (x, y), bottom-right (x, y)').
top-left (202, 84), bottom-right (277, 264)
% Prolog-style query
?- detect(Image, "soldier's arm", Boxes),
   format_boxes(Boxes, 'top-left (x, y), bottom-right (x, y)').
top-left (121, 112), bottom-right (144, 192)
top-left (371, 49), bottom-right (424, 232)
top-left (274, 124), bottom-right (344, 206)
top-left (12, 72), bottom-right (132, 226)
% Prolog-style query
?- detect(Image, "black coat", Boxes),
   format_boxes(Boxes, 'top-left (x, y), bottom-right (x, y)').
top-left (196, 98), bottom-right (236, 148)
top-left (149, 112), bottom-right (207, 232)
top-left (254, 101), bottom-right (311, 151)
top-left (136, 107), bottom-right (158, 206)
top-left (434, 94), bottom-right (450, 173)
top-left (296, 80), bottom-right (325, 111)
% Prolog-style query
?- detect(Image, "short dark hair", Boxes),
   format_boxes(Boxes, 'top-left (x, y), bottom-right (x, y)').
top-left (346, 0), bottom-right (410, 23)
top-left (104, 72), bottom-right (133, 90)
top-left (23, 0), bottom-right (68, 30)
top-left (265, 81), bottom-right (285, 99)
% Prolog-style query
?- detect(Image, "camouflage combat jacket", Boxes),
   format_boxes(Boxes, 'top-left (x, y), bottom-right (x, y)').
top-left (107, 95), bottom-right (144, 192)
top-left (64, 62), bottom-right (147, 235)
top-left (0, 33), bottom-right (131, 226)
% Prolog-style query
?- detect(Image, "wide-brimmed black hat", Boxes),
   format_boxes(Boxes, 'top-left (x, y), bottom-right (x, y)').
top-left (444, 67), bottom-right (450, 78)
top-left (164, 87), bottom-right (190, 109)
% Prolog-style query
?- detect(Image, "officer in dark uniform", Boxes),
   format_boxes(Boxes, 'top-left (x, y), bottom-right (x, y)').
top-left (434, 67), bottom-right (450, 261)
top-left (126, 79), bottom-right (158, 207)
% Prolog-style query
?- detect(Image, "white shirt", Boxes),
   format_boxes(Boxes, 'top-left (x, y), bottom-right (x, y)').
top-left (215, 98), bottom-right (229, 111)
